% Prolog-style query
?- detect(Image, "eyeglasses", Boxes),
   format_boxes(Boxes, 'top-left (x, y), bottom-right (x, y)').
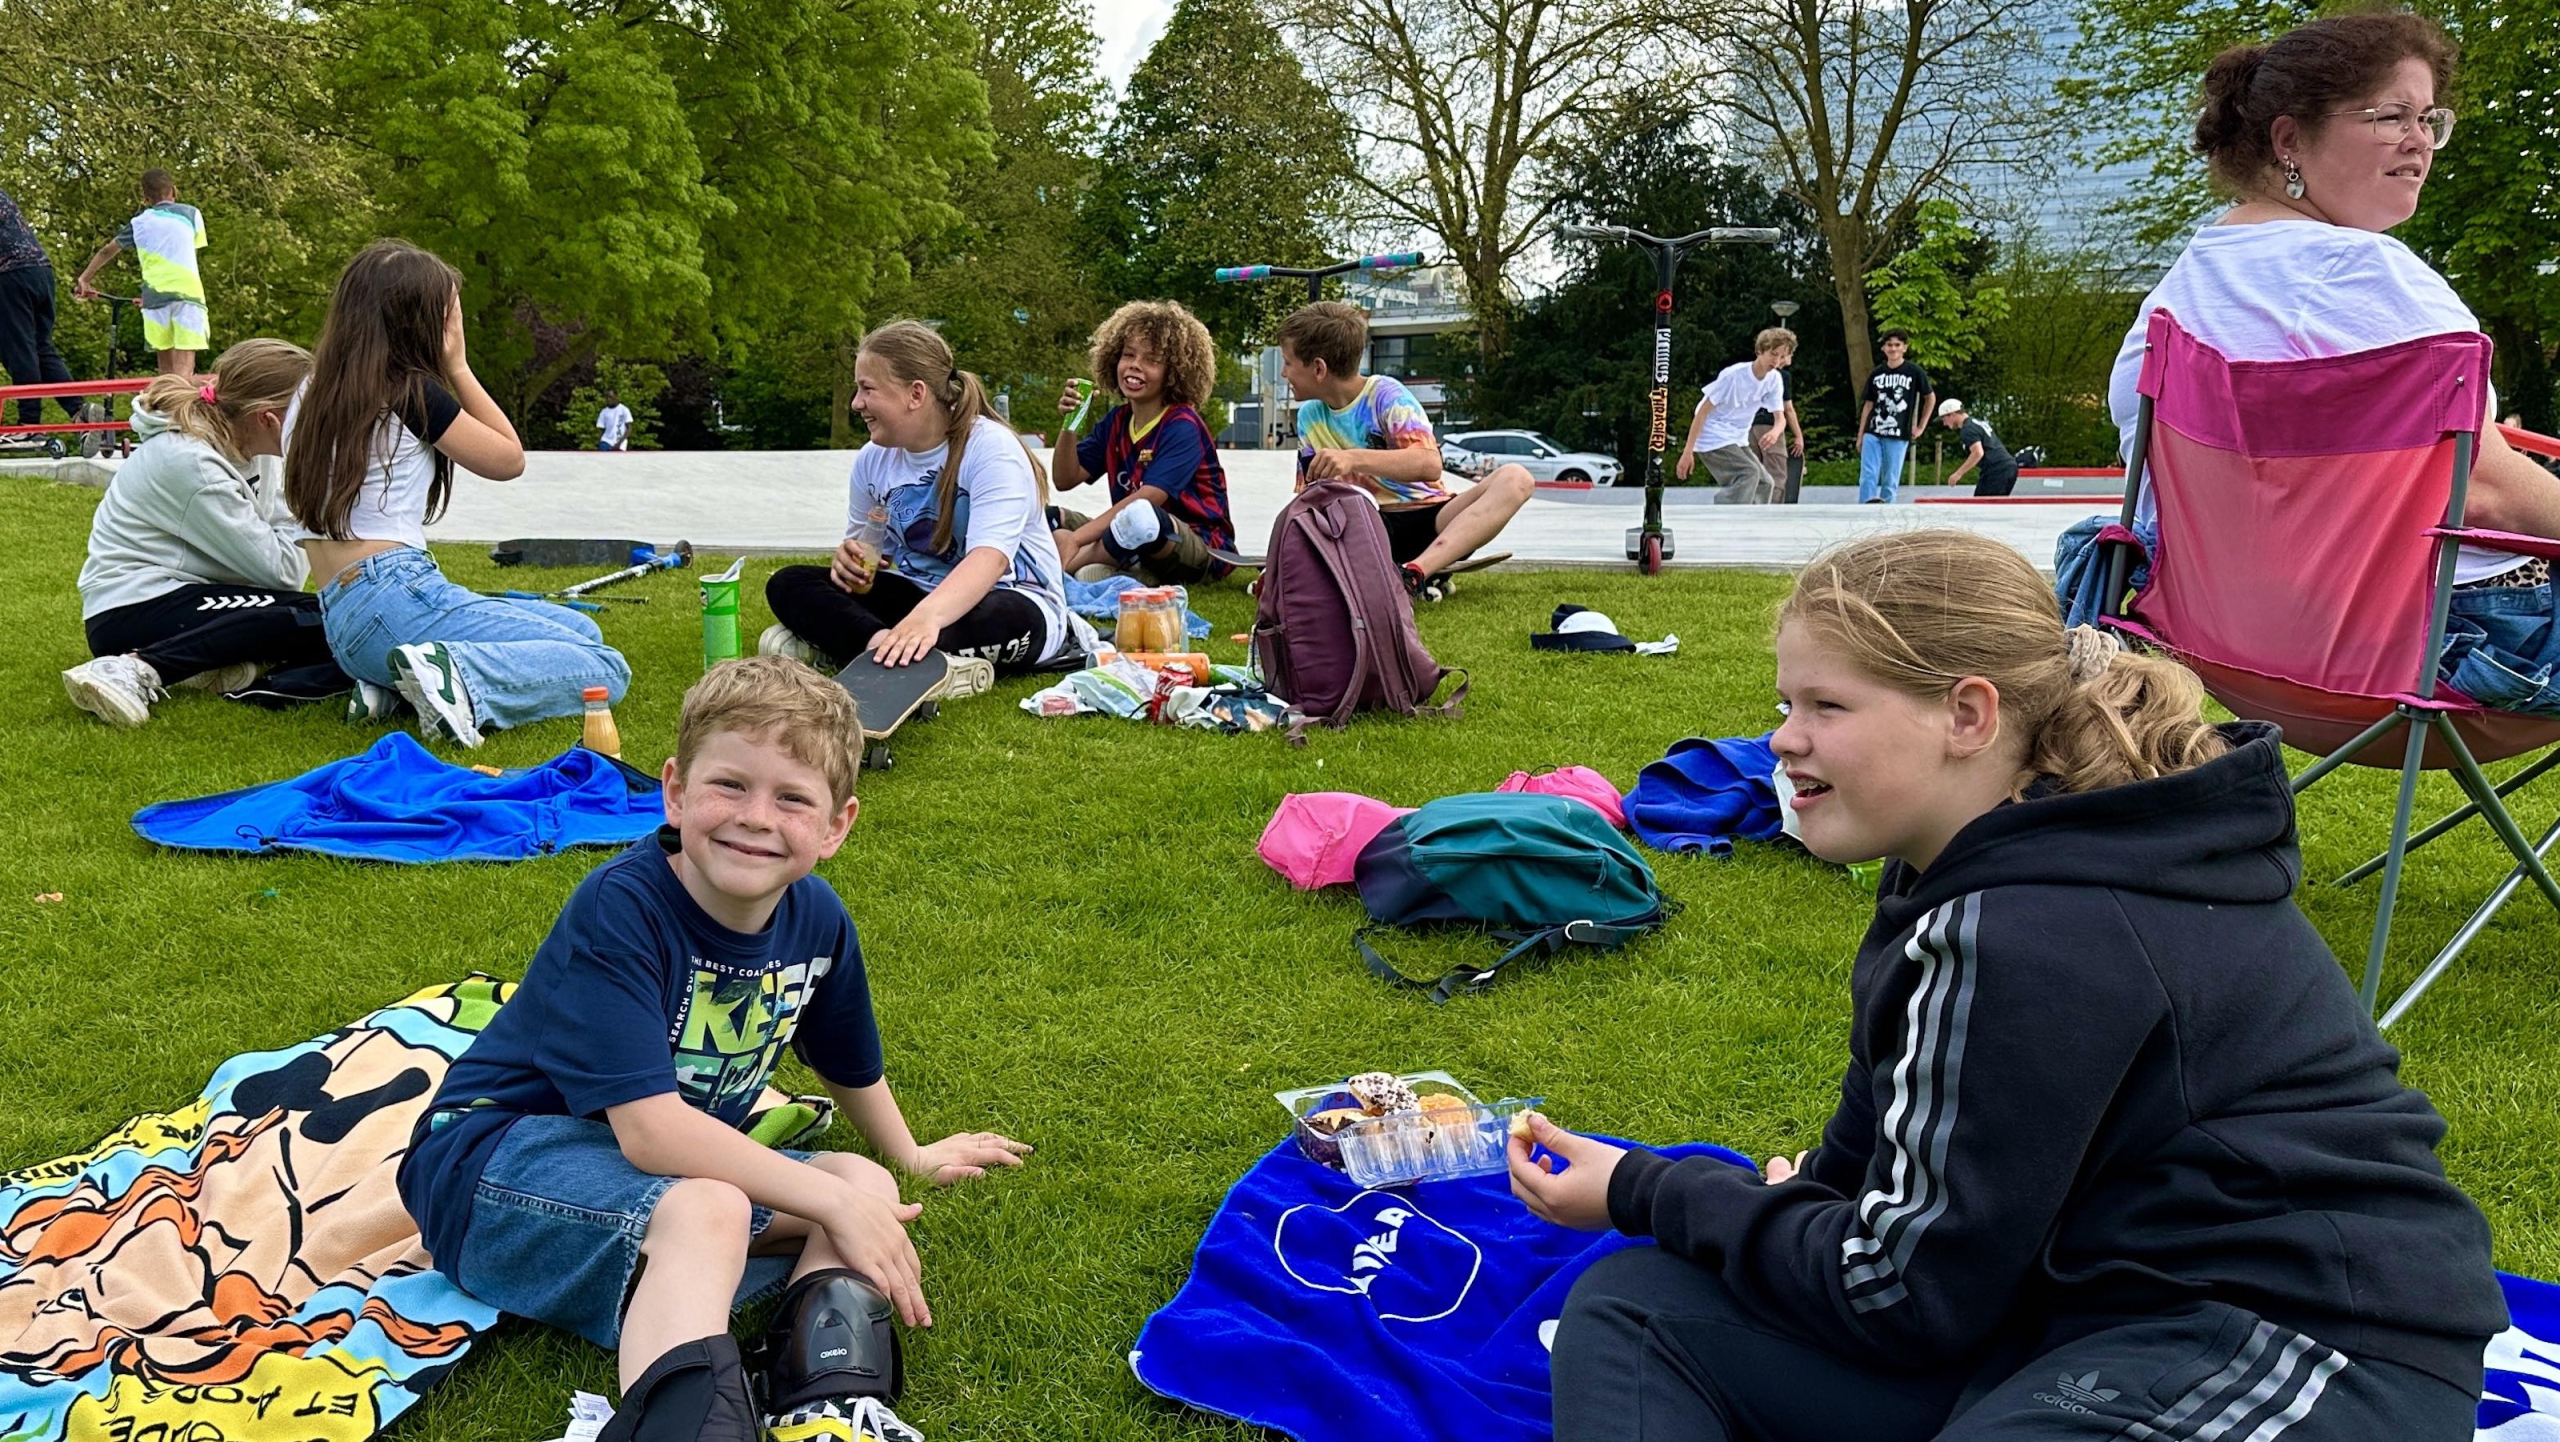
top-left (2327, 104), bottom-right (2456, 148)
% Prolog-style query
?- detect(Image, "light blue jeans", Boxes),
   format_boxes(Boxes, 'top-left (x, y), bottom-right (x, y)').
top-left (1857, 435), bottom-right (1908, 503)
top-left (318, 547), bottom-right (630, 731)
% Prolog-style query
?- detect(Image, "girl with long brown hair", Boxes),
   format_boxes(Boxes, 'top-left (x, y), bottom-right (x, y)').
top-left (64, 338), bottom-right (352, 726)
top-left (1513, 530), bottom-right (2502, 1441)
top-left (762, 320), bottom-right (1080, 683)
top-left (283, 240), bottom-right (625, 748)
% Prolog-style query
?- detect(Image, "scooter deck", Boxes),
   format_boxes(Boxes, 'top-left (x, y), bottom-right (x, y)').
top-left (489, 538), bottom-right (651, 569)
top-left (833, 651), bottom-right (951, 769)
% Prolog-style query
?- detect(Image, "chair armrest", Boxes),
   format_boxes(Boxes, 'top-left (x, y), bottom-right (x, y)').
top-left (2430, 526), bottom-right (2560, 561)
top-left (2499, 424), bottom-right (2560, 461)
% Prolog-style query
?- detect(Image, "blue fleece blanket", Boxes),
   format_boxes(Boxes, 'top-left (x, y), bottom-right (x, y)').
top-left (133, 732), bottom-right (663, 863)
top-left (1626, 733), bottom-right (1784, 855)
top-left (1130, 1136), bottom-right (1754, 1442)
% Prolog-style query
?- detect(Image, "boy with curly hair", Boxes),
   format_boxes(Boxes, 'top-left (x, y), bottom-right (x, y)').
top-left (1050, 299), bottom-right (1236, 583)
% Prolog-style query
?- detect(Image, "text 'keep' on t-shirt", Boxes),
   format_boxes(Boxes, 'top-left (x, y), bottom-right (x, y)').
top-left (848, 414), bottom-right (1074, 662)
top-left (398, 829), bottom-right (884, 1267)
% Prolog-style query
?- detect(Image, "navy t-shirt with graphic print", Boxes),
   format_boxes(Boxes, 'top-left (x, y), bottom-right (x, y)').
top-left (398, 828), bottom-right (883, 1269)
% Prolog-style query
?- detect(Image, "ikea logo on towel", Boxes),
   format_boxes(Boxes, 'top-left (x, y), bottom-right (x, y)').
top-left (1274, 1191), bottom-right (1482, 1324)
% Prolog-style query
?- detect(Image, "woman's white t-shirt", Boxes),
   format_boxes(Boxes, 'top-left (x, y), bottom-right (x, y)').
top-left (282, 378), bottom-right (461, 550)
top-left (2109, 220), bottom-right (2517, 583)
top-left (849, 414), bottom-right (1072, 662)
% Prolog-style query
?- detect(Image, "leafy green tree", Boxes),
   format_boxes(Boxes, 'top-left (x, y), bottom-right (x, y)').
top-left (1971, 243), bottom-right (2147, 464)
top-left (1473, 106), bottom-right (1846, 476)
top-left (1085, 0), bottom-right (1351, 349)
top-left (1868, 200), bottom-right (2010, 376)
top-left (879, 0), bottom-right (1111, 419)
top-left (321, 0), bottom-right (990, 419)
top-left (0, 0), bottom-right (377, 364)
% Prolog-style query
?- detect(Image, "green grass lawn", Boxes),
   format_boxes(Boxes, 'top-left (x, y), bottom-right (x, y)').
top-left (3, 470), bottom-right (2554, 1439)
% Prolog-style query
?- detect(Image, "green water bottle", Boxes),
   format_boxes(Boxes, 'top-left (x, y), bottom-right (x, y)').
top-left (700, 556), bottom-right (745, 670)
top-left (1064, 378), bottom-right (1102, 434)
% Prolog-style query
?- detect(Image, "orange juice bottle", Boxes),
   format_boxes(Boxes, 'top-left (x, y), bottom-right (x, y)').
top-left (581, 686), bottom-right (622, 757)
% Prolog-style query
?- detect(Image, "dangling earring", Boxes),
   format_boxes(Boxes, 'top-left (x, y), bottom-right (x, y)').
top-left (2282, 157), bottom-right (2306, 200)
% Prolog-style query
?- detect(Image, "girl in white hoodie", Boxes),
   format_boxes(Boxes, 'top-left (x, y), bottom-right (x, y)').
top-left (64, 338), bottom-right (345, 726)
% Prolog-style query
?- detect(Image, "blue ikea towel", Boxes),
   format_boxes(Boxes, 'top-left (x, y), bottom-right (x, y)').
top-left (2484, 1270), bottom-right (2560, 1434)
top-left (133, 732), bottom-right (664, 863)
top-left (1627, 733), bottom-right (1784, 855)
top-left (1130, 1136), bottom-right (1753, 1442)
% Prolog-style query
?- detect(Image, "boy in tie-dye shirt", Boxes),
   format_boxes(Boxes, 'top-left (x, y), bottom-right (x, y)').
top-left (1279, 301), bottom-right (1532, 596)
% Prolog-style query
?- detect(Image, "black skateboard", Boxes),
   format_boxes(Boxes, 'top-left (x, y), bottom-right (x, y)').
top-left (833, 650), bottom-right (951, 770)
top-left (490, 538), bottom-right (652, 569)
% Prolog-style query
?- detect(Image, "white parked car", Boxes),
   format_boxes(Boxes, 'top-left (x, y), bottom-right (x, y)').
top-left (1440, 429), bottom-right (1621, 486)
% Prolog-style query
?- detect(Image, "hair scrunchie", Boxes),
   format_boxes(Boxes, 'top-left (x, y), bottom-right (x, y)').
top-left (198, 380), bottom-right (219, 405)
top-left (2065, 623), bottom-right (2122, 684)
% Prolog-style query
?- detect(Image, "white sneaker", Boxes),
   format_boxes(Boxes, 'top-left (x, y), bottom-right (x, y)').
top-left (175, 661), bottom-right (262, 694)
top-left (62, 654), bottom-right (164, 727)
top-left (386, 642), bottom-right (484, 748)
top-left (768, 1395), bottom-right (923, 1442)
top-left (929, 654), bottom-right (996, 702)
top-left (759, 623), bottom-right (839, 670)
top-left (1073, 562), bottom-right (1118, 583)
top-left (345, 678), bottom-right (401, 724)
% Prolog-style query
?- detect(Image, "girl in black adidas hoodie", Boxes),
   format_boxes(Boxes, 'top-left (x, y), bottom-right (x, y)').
top-left (1514, 530), bottom-right (2505, 1441)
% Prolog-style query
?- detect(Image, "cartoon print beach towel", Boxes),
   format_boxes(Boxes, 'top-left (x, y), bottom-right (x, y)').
top-left (1136, 1140), bottom-right (2560, 1441)
top-left (0, 978), bottom-right (509, 1440)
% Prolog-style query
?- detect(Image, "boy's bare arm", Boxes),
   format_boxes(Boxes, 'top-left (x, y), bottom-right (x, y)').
top-left (822, 1075), bottom-right (1030, 1186)
top-left (72, 241), bottom-right (121, 297)
top-left (1307, 441), bottom-right (1443, 484)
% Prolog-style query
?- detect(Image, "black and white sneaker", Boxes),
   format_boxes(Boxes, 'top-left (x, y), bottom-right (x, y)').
top-left (387, 642), bottom-right (484, 748)
top-left (766, 1396), bottom-right (924, 1442)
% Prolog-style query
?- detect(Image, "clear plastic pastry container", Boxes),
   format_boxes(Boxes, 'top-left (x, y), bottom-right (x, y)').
top-left (1275, 1071), bottom-right (1541, 1187)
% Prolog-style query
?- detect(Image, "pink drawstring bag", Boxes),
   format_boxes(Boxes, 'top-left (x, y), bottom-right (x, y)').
top-left (1496, 766), bottom-right (1626, 828)
top-left (1257, 792), bottom-right (1415, 889)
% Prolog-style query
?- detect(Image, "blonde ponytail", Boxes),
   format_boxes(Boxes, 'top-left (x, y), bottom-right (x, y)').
top-left (855, 320), bottom-right (1017, 555)
top-left (138, 338), bottom-right (312, 465)
top-left (1779, 530), bottom-right (2229, 798)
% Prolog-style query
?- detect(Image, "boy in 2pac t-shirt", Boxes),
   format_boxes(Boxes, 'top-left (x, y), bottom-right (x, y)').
top-left (396, 658), bottom-right (1030, 1441)
top-left (1855, 329), bottom-right (1934, 504)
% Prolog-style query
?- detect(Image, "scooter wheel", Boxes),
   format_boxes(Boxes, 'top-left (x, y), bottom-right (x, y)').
top-left (1640, 532), bottom-right (1664, 576)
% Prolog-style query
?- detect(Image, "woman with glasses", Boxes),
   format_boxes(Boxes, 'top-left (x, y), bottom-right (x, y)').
top-left (2106, 8), bottom-right (2560, 714)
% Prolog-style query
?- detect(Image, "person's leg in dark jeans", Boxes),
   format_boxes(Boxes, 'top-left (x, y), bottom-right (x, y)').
top-left (1551, 1247), bottom-right (1966, 1442)
top-left (766, 566), bottom-right (1048, 675)
top-left (85, 584), bottom-right (340, 686)
top-left (0, 265), bottom-right (77, 428)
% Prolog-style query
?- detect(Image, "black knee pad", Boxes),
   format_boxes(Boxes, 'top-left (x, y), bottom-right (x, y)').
top-left (595, 1333), bottom-right (761, 1442)
top-left (760, 1267), bottom-right (903, 1410)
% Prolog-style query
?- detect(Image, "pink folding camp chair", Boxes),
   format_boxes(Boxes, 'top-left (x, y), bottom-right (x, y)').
top-left (2096, 311), bottom-right (2560, 1026)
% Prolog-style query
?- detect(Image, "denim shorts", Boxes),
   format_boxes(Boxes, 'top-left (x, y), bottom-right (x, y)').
top-left (452, 1114), bottom-right (811, 1349)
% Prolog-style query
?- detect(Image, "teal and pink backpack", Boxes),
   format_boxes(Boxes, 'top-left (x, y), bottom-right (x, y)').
top-left (1353, 792), bottom-right (1667, 1002)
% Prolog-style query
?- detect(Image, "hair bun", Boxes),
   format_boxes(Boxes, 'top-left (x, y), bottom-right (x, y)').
top-left (2066, 624), bottom-right (2123, 684)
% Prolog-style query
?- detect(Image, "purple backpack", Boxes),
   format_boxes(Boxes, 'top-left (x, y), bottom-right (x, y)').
top-left (1253, 481), bottom-right (1465, 739)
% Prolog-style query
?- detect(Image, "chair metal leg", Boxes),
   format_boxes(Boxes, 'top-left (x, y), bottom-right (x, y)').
top-left (2293, 710), bottom-right (2407, 796)
top-left (2359, 713), bottom-right (2435, 1011)
top-left (2335, 745), bottom-right (2560, 888)
top-left (2379, 809), bottom-right (2560, 1028)
top-left (2434, 713), bottom-right (2560, 916)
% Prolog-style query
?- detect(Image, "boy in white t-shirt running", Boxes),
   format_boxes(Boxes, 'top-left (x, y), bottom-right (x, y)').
top-left (1678, 327), bottom-right (1795, 504)
top-left (73, 169), bottom-right (208, 377)
top-left (596, 391), bottom-right (633, 450)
